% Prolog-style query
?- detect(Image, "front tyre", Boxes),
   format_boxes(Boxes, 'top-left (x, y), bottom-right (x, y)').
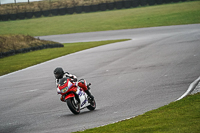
top-left (66, 98), bottom-right (80, 114)
top-left (87, 99), bottom-right (96, 111)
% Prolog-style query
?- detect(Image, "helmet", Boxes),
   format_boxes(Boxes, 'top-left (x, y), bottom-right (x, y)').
top-left (54, 67), bottom-right (64, 79)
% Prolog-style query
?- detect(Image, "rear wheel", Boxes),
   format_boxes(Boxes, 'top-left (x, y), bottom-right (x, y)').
top-left (66, 98), bottom-right (80, 114)
top-left (87, 99), bottom-right (96, 111)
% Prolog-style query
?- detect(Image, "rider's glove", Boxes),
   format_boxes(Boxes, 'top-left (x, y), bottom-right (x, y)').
top-left (70, 78), bottom-right (77, 82)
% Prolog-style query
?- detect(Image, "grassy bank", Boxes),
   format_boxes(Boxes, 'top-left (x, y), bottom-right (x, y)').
top-left (74, 93), bottom-right (200, 133)
top-left (0, 34), bottom-right (62, 53)
top-left (0, 1), bottom-right (200, 36)
top-left (0, 39), bottom-right (128, 76)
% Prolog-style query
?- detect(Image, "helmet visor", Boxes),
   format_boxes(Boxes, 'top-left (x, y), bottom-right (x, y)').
top-left (55, 74), bottom-right (61, 79)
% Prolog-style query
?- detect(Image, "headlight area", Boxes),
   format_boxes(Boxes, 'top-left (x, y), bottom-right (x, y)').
top-left (61, 87), bottom-right (68, 93)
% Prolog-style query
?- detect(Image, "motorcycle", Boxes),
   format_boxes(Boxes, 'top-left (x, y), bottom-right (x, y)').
top-left (57, 78), bottom-right (96, 114)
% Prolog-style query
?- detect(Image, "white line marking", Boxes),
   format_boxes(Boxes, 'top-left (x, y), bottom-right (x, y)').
top-left (176, 76), bottom-right (200, 101)
top-left (17, 89), bottom-right (38, 94)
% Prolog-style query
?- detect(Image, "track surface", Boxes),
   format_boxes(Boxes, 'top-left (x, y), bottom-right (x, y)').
top-left (1, 24), bottom-right (200, 133)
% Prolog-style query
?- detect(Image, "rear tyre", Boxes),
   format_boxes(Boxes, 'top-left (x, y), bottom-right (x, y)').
top-left (66, 98), bottom-right (80, 114)
top-left (87, 99), bottom-right (96, 111)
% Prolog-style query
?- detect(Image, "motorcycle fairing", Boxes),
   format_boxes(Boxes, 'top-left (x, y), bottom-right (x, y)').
top-left (58, 78), bottom-right (73, 90)
top-left (76, 87), bottom-right (90, 108)
top-left (64, 93), bottom-right (75, 100)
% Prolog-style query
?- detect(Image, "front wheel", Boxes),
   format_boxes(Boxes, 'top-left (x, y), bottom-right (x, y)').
top-left (87, 99), bottom-right (96, 111)
top-left (66, 98), bottom-right (80, 114)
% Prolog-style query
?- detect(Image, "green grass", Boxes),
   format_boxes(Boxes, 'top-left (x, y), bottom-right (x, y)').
top-left (0, 39), bottom-right (129, 76)
top-left (0, 1), bottom-right (200, 36)
top-left (74, 93), bottom-right (200, 133)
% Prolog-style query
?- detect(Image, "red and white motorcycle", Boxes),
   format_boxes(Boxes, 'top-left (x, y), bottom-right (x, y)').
top-left (57, 78), bottom-right (96, 114)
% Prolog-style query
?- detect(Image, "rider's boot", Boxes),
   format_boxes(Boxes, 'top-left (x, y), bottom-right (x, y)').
top-left (78, 80), bottom-right (94, 101)
top-left (85, 90), bottom-right (94, 101)
top-left (75, 93), bottom-right (80, 104)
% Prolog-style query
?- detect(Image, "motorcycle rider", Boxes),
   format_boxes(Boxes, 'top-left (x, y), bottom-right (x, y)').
top-left (54, 67), bottom-right (94, 102)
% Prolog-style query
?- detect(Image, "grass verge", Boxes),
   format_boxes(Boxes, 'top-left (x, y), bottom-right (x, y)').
top-left (74, 93), bottom-right (200, 133)
top-left (0, 39), bottom-right (129, 76)
top-left (0, 1), bottom-right (200, 36)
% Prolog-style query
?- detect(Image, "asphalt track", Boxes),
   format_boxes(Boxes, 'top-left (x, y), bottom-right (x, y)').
top-left (1, 24), bottom-right (200, 133)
